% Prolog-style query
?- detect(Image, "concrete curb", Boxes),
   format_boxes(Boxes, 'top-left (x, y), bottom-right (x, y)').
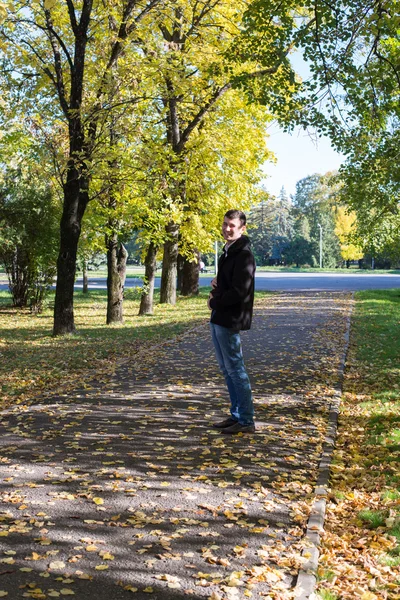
top-left (293, 293), bottom-right (354, 600)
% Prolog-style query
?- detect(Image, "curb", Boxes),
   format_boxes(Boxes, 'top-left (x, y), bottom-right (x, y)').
top-left (293, 293), bottom-right (354, 600)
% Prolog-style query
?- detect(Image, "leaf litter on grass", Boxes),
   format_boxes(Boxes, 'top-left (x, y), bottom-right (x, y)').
top-left (0, 292), bottom-right (353, 599)
top-left (316, 290), bottom-right (400, 600)
top-left (0, 291), bottom-right (211, 410)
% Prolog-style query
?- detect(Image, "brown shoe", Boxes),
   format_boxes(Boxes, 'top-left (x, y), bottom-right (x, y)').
top-left (221, 422), bottom-right (255, 434)
top-left (213, 417), bottom-right (238, 429)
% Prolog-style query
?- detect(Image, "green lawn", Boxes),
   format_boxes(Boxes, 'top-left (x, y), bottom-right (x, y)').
top-left (316, 289), bottom-right (400, 598)
top-left (0, 288), bottom-right (210, 407)
top-left (0, 287), bottom-right (270, 409)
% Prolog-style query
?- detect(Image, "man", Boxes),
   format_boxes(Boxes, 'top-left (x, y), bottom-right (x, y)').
top-left (208, 209), bottom-right (256, 434)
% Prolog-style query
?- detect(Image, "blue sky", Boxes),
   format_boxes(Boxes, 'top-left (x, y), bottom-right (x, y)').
top-left (262, 122), bottom-right (345, 199)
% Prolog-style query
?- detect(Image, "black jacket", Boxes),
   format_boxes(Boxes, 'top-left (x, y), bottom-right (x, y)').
top-left (209, 235), bottom-right (255, 331)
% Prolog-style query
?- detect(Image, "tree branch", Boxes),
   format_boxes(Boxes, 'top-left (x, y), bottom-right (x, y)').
top-left (177, 83), bottom-right (231, 153)
top-left (79, 0), bottom-right (93, 35)
top-left (65, 0), bottom-right (78, 35)
top-left (15, 18), bottom-right (74, 73)
top-left (44, 9), bottom-right (70, 118)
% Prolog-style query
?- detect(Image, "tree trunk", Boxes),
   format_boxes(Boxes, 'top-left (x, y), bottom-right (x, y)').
top-left (53, 113), bottom-right (89, 336)
top-left (139, 242), bottom-right (157, 315)
top-left (177, 253), bottom-right (184, 292)
top-left (118, 243), bottom-right (128, 288)
top-left (6, 247), bottom-right (29, 307)
top-left (53, 226), bottom-right (80, 335)
top-left (53, 177), bottom-right (88, 335)
top-left (82, 260), bottom-right (89, 294)
top-left (181, 251), bottom-right (200, 296)
top-left (160, 222), bottom-right (179, 304)
top-left (106, 233), bottom-right (128, 325)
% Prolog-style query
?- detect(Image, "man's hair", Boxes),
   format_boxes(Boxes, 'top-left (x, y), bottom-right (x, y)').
top-left (224, 209), bottom-right (246, 226)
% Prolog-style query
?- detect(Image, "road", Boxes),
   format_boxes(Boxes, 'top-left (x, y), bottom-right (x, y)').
top-left (2, 271), bottom-right (400, 293)
top-left (74, 272), bottom-right (400, 292)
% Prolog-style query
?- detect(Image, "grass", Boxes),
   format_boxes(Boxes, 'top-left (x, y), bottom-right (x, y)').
top-left (316, 591), bottom-right (339, 600)
top-left (316, 288), bottom-right (400, 598)
top-left (0, 287), bottom-right (270, 409)
top-left (0, 288), bottom-right (211, 407)
top-left (358, 509), bottom-right (387, 528)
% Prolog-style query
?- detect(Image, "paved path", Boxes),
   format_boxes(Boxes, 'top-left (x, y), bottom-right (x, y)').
top-left (0, 292), bottom-right (352, 599)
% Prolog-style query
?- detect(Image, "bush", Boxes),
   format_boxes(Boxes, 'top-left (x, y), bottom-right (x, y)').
top-left (0, 167), bottom-right (60, 313)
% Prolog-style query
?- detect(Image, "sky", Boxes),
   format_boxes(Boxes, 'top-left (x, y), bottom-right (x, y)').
top-left (262, 122), bottom-right (345, 199)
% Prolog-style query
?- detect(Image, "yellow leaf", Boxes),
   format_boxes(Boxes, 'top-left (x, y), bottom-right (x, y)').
top-left (60, 590), bottom-right (75, 595)
top-left (0, 5), bottom-right (7, 26)
top-left (49, 561), bottom-right (66, 570)
top-left (93, 497), bottom-right (104, 505)
top-left (0, 593), bottom-right (8, 598)
top-left (95, 565), bottom-right (108, 571)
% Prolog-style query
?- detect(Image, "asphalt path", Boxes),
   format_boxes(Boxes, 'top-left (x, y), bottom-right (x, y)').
top-left (0, 291), bottom-right (353, 599)
top-left (71, 272), bottom-right (400, 292)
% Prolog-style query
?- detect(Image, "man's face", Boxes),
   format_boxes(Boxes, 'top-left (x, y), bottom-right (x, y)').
top-left (222, 216), bottom-right (245, 243)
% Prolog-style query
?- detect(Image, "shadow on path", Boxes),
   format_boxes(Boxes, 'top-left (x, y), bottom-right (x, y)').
top-left (0, 292), bottom-right (352, 599)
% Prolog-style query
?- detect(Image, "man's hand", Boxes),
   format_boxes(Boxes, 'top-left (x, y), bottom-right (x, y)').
top-left (208, 277), bottom-right (218, 310)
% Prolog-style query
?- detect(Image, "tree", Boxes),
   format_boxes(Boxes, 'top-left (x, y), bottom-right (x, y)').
top-left (239, 1), bottom-right (399, 252)
top-left (334, 206), bottom-right (363, 267)
top-left (0, 0), bottom-right (163, 334)
top-left (173, 91), bottom-right (273, 292)
top-left (283, 212), bottom-right (316, 266)
top-left (296, 0), bottom-right (399, 244)
top-left (292, 173), bottom-right (341, 268)
top-left (133, 0), bottom-right (302, 304)
top-left (0, 161), bottom-right (60, 312)
top-left (130, 72), bottom-right (273, 306)
top-left (248, 194), bottom-right (277, 265)
top-left (267, 187), bottom-right (293, 263)
top-left (283, 237), bottom-right (315, 267)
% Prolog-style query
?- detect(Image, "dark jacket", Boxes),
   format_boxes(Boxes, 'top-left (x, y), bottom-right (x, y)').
top-left (209, 235), bottom-right (255, 331)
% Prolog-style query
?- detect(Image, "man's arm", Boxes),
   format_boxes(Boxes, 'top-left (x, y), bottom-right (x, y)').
top-left (207, 276), bottom-right (218, 310)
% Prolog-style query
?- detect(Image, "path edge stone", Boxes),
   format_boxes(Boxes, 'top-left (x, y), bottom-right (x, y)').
top-left (293, 292), bottom-right (355, 600)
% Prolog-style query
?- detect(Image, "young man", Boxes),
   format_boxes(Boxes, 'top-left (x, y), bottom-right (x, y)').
top-left (208, 209), bottom-right (256, 434)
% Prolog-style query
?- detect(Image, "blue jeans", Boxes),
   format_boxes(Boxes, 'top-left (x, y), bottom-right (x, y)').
top-left (210, 323), bottom-right (254, 426)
